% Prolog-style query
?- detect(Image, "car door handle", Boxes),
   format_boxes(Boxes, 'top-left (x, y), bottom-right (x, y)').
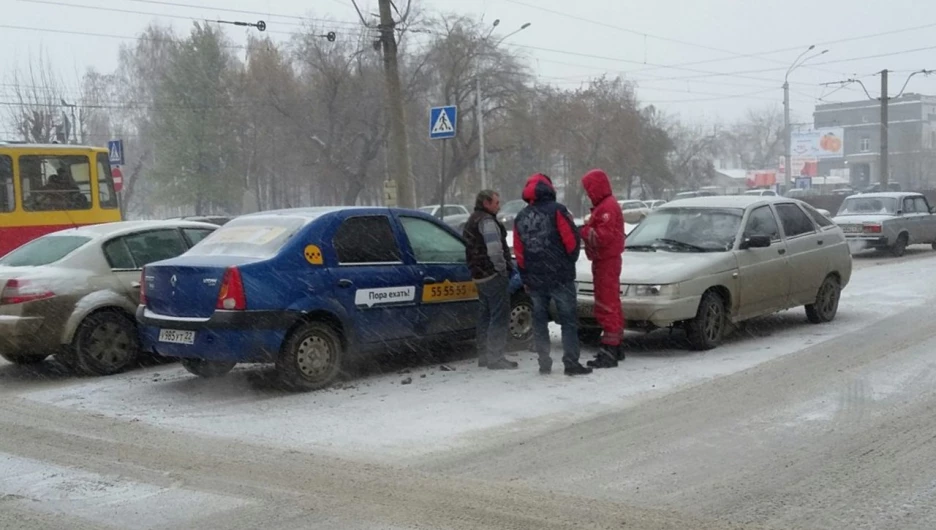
top-left (778, 248), bottom-right (786, 255)
top-left (131, 281), bottom-right (141, 289)
top-left (337, 279), bottom-right (354, 288)
top-left (817, 240), bottom-right (824, 245)
top-left (423, 276), bottom-right (438, 284)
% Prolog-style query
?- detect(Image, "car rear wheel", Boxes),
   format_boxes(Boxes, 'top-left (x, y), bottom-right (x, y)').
top-left (71, 311), bottom-right (140, 376)
top-left (685, 290), bottom-right (726, 351)
top-left (890, 233), bottom-right (908, 257)
top-left (0, 353), bottom-right (47, 365)
top-left (181, 358), bottom-right (236, 378)
top-left (806, 275), bottom-right (841, 324)
top-left (277, 321), bottom-right (343, 392)
top-left (509, 293), bottom-right (534, 347)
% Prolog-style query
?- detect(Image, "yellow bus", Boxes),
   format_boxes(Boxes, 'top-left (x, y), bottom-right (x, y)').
top-left (0, 143), bottom-right (122, 256)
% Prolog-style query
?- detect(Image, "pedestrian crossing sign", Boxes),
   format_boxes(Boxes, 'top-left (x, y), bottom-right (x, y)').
top-left (429, 106), bottom-right (457, 140)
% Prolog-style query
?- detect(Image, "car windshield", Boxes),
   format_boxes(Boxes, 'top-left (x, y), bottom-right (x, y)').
top-left (626, 207), bottom-right (743, 252)
top-left (186, 216), bottom-right (307, 259)
top-left (837, 197), bottom-right (898, 216)
top-left (0, 235), bottom-right (91, 266)
top-left (418, 206), bottom-right (436, 213)
top-left (501, 200), bottom-right (524, 216)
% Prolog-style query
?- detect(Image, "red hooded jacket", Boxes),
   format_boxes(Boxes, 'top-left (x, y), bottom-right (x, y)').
top-left (580, 169), bottom-right (625, 261)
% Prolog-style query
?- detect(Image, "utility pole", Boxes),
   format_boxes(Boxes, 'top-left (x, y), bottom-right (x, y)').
top-left (377, 0), bottom-right (414, 208)
top-left (880, 69), bottom-right (889, 187)
top-left (476, 77), bottom-right (487, 190)
top-left (783, 81), bottom-right (791, 188)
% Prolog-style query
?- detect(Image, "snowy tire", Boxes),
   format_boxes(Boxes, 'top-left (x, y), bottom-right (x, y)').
top-left (890, 233), bottom-right (908, 257)
top-left (509, 293), bottom-right (534, 347)
top-left (276, 321), bottom-right (343, 392)
top-left (71, 311), bottom-right (140, 376)
top-left (686, 290), bottom-right (726, 351)
top-left (806, 275), bottom-right (840, 324)
top-left (181, 359), bottom-right (236, 378)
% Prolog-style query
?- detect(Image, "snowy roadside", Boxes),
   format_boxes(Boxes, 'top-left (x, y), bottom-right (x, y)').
top-left (21, 254), bottom-right (936, 463)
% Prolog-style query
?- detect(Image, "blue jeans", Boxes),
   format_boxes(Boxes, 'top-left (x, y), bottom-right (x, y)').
top-left (476, 274), bottom-right (510, 364)
top-left (529, 280), bottom-right (580, 369)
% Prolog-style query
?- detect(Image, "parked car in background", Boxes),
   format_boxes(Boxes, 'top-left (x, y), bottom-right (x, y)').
top-left (831, 192), bottom-right (936, 256)
top-left (572, 196), bottom-right (852, 350)
top-left (418, 204), bottom-right (470, 231)
top-left (173, 215), bottom-right (233, 226)
top-left (0, 220), bottom-right (218, 373)
top-left (618, 200), bottom-right (651, 224)
top-left (744, 189), bottom-right (778, 197)
top-left (137, 207), bottom-right (533, 391)
top-left (673, 190), bottom-right (717, 200)
top-left (496, 199), bottom-right (525, 230)
top-left (644, 200), bottom-right (667, 210)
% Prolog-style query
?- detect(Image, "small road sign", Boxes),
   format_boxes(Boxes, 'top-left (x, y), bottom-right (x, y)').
top-left (107, 140), bottom-right (124, 165)
top-left (111, 166), bottom-right (124, 193)
top-left (429, 106), bottom-right (457, 140)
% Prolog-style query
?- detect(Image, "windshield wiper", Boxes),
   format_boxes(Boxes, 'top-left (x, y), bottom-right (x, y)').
top-left (654, 238), bottom-right (718, 252)
top-left (625, 244), bottom-right (656, 252)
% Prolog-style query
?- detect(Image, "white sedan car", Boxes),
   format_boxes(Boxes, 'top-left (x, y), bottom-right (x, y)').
top-left (574, 196), bottom-right (853, 350)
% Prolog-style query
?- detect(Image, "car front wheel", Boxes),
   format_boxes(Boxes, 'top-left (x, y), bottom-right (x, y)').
top-left (685, 291), bottom-right (727, 351)
top-left (277, 321), bottom-right (343, 392)
top-left (509, 293), bottom-right (534, 347)
top-left (806, 275), bottom-right (841, 324)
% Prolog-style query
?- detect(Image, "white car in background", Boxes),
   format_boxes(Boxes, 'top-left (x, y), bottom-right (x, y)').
top-left (644, 200), bottom-right (667, 210)
top-left (418, 204), bottom-right (470, 231)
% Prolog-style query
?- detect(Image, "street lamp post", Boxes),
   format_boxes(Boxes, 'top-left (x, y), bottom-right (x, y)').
top-left (477, 21), bottom-right (530, 190)
top-left (783, 46), bottom-right (827, 189)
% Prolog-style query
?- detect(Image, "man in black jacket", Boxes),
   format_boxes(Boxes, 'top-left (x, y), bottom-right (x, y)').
top-left (513, 174), bottom-right (592, 376)
top-left (463, 190), bottom-right (517, 370)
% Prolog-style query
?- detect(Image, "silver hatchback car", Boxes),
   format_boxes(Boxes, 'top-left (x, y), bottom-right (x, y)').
top-left (0, 220), bottom-right (218, 374)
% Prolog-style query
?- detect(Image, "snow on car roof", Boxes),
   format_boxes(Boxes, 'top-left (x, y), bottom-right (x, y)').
top-left (44, 220), bottom-right (218, 239)
top-left (849, 192), bottom-right (921, 199)
top-left (662, 195), bottom-right (793, 209)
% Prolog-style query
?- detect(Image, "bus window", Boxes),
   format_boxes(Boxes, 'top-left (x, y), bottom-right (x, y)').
top-left (96, 153), bottom-right (118, 209)
top-left (0, 155), bottom-right (12, 212)
top-left (19, 155), bottom-right (92, 212)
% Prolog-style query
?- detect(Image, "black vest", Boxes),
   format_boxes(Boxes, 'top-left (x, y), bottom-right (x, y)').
top-left (463, 209), bottom-right (512, 279)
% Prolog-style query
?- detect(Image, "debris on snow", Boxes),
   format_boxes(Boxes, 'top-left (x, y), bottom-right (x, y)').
top-left (439, 365), bottom-right (455, 372)
top-left (400, 377), bottom-right (413, 385)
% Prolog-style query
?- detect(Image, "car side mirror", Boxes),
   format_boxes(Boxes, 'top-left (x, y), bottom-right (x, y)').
top-left (740, 235), bottom-right (771, 249)
top-left (897, 210), bottom-right (903, 216)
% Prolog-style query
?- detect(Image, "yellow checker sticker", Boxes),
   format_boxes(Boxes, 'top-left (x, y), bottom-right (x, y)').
top-left (303, 244), bottom-right (324, 265)
top-left (422, 280), bottom-right (479, 303)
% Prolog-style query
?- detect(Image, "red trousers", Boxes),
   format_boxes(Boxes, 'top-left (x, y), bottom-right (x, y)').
top-left (592, 256), bottom-right (624, 346)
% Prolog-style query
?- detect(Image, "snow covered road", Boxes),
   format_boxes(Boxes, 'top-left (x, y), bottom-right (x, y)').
top-left (1, 249), bottom-right (936, 528)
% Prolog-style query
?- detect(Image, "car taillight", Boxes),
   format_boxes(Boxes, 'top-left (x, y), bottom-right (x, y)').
top-left (863, 224), bottom-right (882, 233)
top-left (216, 267), bottom-right (246, 310)
top-left (139, 268), bottom-right (147, 305)
top-left (0, 279), bottom-right (55, 305)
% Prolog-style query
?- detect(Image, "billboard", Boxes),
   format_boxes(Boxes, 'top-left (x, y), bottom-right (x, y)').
top-left (790, 127), bottom-right (844, 159)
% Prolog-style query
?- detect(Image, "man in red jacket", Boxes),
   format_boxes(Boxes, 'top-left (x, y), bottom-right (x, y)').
top-left (580, 169), bottom-right (625, 368)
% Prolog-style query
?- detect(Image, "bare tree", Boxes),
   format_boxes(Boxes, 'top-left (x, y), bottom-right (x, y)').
top-left (3, 54), bottom-right (71, 143)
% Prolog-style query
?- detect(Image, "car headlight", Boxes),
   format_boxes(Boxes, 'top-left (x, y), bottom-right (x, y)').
top-left (623, 284), bottom-right (678, 297)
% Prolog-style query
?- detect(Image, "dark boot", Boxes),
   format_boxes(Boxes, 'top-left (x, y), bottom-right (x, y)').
top-left (564, 363), bottom-right (593, 376)
top-left (587, 352), bottom-right (618, 369)
top-left (478, 355), bottom-right (488, 367)
top-left (539, 361), bottom-right (552, 375)
top-left (616, 344), bottom-right (626, 361)
top-left (487, 358), bottom-right (519, 370)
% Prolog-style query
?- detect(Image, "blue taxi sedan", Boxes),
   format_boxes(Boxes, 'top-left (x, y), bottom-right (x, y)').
top-left (136, 207), bottom-right (531, 391)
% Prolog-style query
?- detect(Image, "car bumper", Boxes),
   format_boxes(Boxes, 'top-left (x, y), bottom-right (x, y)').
top-left (136, 306), bottom-right (302, 363)
top-left (843, 234), bottom-right (889, 247)
top-left (573, 294), bottom-right (702, 329)
top-left (0, 299), bottom-right (67, 356)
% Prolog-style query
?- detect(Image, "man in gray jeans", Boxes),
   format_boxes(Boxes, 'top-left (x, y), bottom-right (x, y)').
top-left (463, 190), bottom-right (517, 370)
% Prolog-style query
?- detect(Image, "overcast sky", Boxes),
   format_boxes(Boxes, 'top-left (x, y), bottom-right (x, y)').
top-left (4, 0), bottom-right (936, 127)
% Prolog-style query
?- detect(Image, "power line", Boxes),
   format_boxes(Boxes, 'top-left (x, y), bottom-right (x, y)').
top-left (124, 0), bottom-right (361, 26)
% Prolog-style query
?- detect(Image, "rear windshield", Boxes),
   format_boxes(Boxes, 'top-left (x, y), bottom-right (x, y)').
top-left (185, 216), bottom-right (307, 259)
top-left (0, 235), bottom-right (91, 266)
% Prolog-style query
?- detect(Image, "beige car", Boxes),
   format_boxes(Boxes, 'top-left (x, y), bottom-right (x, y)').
top-left (575, 196), bottom-right (852, 350)
top-left (0, 220), bottom-right (218, 374)
top-left (618, 200), bottom-right (651, 224)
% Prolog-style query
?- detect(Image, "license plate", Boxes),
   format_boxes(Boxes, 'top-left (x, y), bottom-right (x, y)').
top-left (422, 280), bottom-right (479, 303)
top-left (842, 225), bottom-right (862, 233)
top-left (158, 329), bottom-right (196, 345)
